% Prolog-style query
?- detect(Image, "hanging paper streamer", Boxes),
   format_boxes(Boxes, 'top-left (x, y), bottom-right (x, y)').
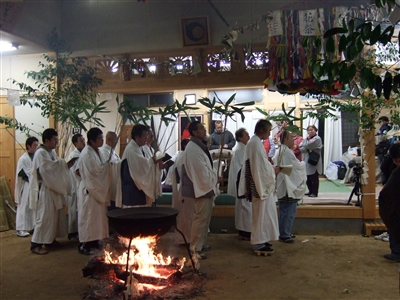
top-left (268, 11), bottom-right (283, 37)
top-left (7, 90), bottom-right (20, 106)
top-left (299, 10), bottom-right (318, 36)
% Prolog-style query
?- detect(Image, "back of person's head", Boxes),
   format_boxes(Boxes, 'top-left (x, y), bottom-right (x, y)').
top-left (279, 129), bottom-right (291, 144)
top-left (235, 128), bottom-right (247, 142)
top-left (42, 128), bottom-right (57, 144)
top-left (26, 136), bottom-right (39, 149)
top-left (254, 119), bottom-right (272, 135)
top-left (181, 138), bottom-right (190, 151)
top-left (189, 121), bottom-right (201, 136)
top-left (389, 143), bottom-right (400, 160)
top-left (379, 116), bottom-right (389, 123)
top-left (131, 124), bottom-right (148, 140)
top-left (72, 133), bottom-right (83, 146)
top-left (87, 127), bottom-right (103, 145)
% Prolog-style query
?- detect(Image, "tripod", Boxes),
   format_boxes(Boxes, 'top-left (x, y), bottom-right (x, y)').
top-left (347, 171), bottom-right (362, 206)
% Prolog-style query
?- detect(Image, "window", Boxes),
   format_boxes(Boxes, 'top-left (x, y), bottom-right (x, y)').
top-left (208, 89), bottom-right (262, 103)
top-left (124, 93), bottom-right (174, 107)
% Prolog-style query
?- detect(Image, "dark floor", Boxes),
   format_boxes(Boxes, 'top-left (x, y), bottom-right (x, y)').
top-left (1, 229), bottom-right (399, 299)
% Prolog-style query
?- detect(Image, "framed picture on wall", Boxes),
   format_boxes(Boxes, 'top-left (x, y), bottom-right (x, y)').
top-left (181, 16), bottom-right (210, 47)
top-left (184, 94), bottom-right (196, 105)
top-left (178, 114), bottom-right (203, 149)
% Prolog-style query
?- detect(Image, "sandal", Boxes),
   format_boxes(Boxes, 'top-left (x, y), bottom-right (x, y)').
top-left (31, 247), bottom-right (48, 255)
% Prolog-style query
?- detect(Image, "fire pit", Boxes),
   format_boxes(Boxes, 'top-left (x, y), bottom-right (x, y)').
top-left (82, 207), bottom-right (198, 299)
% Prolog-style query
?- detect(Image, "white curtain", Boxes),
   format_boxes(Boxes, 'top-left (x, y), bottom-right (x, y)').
top-left (151, 115), bottom-right (179, 157)
top-left (323, 110), bottom-right (342, 174)
top-left (225, 110), bottom-right (264, 150)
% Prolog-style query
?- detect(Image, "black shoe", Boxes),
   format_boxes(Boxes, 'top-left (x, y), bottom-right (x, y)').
top-left (78, 245), bottom-right (93, 255)
top-left (304, 192), bottom-right (311, 196)
top-left (308, 194), bottom-right (317, 198)
top-left (238, 230), bottom-right (251, 240)
top-left (290, 234), bottom-right (296, 239)
top-left (265, 242), bottom-right (273, 247)
top-left (279, 237), bottom-right (294, 243)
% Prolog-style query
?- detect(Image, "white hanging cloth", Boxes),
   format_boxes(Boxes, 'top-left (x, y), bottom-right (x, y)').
top-left (323, 109), bottom-right (343, 175)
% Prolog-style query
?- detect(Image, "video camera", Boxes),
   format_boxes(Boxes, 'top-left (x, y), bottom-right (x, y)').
top-left (348, 159), bottom-right (362, 176)
top-left (347, 156), bottom-right (362, 206)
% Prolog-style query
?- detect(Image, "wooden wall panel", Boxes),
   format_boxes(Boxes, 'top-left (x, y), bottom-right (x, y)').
top-left (0, 97), bottom-right (15, 198)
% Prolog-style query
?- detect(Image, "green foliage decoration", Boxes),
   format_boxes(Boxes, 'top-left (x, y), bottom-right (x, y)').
top-left (1, 28), bottom-right (110, 157)
top-left (300, 1), bottom-right (400, 131)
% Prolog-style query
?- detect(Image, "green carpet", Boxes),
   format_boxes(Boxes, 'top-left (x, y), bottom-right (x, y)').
top-left (318, 180), bottom-right (352, 193)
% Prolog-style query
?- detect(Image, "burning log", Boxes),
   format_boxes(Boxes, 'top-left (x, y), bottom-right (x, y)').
top-left (131, 272), bottom-right (169, 286)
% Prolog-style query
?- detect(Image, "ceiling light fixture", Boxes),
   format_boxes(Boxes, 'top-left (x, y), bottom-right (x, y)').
top-left (0, 41), bottom-right (19, 52)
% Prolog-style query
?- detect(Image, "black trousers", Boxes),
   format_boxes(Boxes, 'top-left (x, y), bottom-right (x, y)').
top-left (306, 171), bottom-right (319, 196)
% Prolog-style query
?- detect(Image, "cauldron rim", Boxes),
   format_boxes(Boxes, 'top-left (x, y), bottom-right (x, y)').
top-left (106, 207), bottom-right (179, 238)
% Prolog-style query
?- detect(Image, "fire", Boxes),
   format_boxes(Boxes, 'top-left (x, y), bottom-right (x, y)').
top-left (103, 235), bottom-right (185, 292)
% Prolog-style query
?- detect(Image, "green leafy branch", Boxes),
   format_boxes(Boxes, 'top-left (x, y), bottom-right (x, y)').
top-left (255, 103), bottom-right (304, 135)
top-left (198, 93), bottom-right (254, 172)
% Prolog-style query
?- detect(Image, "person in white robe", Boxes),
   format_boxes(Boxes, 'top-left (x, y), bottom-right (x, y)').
top-left (66, 133), bottom-right (85, 241)
top-left (141, 127), bottom-right (165, 206)
top-left (273, 130), bottom-right (306, 243)
top-left (180, 121), bottom-right (220, 259)
top-left (238, 119), bottom-right (280, 255)
top-left (116, 124), bottom-right (163, 208)
top-left (14, 137), bottom-right (39, 237)
top-left (171, 138), bottom-right (193, 244)
top-left (227, 128), bottom-right (251, 241)
top-left (77, 128), bottom-right (111, 255)
top-left (29, 128), bottom-right (73, 255)
top-left (100, 131), bottom-right (120, 210)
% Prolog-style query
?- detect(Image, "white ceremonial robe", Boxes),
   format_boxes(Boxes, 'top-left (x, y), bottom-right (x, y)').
top-left (273, 145), bottom-right (307, 200)
top-left (77, 146), bottom-right (111, 243)
top-left (183, 141), bottom-right (218, 252)
top-left (171, 151), bottom-right (194, 244)
top-left (163, 151), bottom-right (181, 186)
top-left (227, 142), bottom-right (251, 233)
top-left (67, 149), bottom-right (81, 234)
top-left (238, 135), bottom-right (279, 245)
top-left (14, 153), bottom-right (34, 231)
top-left (115, 140), bottom-right (158, 208)
top-left (29, 147), bottom-right (71, 244)
top-left (184, 142), bottom-right (218, 199)
top-left (100, 144), bottom-right (121, 202)
top-left (142, 145), bottom-right (162, 205)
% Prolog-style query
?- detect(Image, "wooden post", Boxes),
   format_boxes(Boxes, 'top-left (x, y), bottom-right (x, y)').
top-left (362, 129), bottom-right (376, 219)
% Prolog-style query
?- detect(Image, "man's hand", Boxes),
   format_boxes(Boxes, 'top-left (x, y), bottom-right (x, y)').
top-left (157, 160), bottom-right (167, 169)
top-left (14, 202), bottom-right (18, 207)
top-left (274, 166), bottom-right (282, 175)
top-left (67, 160), bottom-right (75, 169)
top-left (223, 144), bottom-right (228, 149)
top-left (217, 176), bottom-right (223, 184)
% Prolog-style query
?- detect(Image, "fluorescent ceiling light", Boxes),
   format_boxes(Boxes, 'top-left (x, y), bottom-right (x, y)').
top-left (0, 41), bottom-right (18, 52)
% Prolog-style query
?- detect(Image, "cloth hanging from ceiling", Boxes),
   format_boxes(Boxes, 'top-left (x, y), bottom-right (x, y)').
top-left (323, 109), bottom-right (343, 175)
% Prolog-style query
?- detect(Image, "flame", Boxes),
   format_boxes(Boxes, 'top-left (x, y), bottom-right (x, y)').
top-left (104, 235), bottom-right (185, 282)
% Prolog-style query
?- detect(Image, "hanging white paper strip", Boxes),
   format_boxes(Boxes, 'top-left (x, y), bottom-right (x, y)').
top-left (7, 90), bottom-right (20, 106)
top-left (268, 11), bottom-right (283, 37)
